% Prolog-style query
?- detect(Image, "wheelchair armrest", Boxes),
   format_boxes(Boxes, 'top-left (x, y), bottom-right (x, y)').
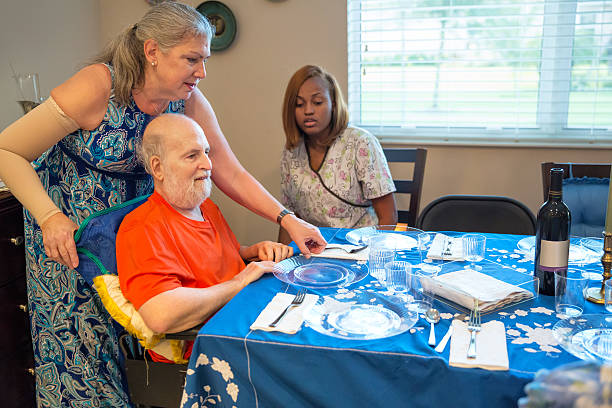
top-left (165, 324), bottom-right (203, 341)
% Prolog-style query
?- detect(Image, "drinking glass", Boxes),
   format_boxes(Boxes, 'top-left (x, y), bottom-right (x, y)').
top-left (407, 269), bottom-right (438, 313)
top-left (555, 269), bottom-right (587, 317)
top-left (417, 232), bottom-right (442, 274)
top-left (462, 234), bottom-right (486, 271)
top-left (14, 73), bottom-right (41, 114)
top-left (384, 261), bottom-right (412, 294)
top-left (368, 234), bottom-right (397, 283)
top-left (605, 279), bottom-right (612, 313)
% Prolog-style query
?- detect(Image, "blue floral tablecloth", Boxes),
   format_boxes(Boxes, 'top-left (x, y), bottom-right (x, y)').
top-left (180, 229), bottom-right (606, 408)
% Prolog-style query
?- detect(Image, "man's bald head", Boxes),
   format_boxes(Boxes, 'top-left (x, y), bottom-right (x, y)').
top-left (138, 113), bottom-right (206, 174)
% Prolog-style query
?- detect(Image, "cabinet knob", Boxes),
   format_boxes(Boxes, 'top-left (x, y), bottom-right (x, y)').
top-left (27, 368), bottom-right (35, 376)
top-left (10, 236), bottom-right (24, 246)
top-left (18, 304), bottom-right (28, 313)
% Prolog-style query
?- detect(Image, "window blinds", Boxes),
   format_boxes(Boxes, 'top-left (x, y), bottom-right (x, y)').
top-left (347, 0), bottom-right (612, 144)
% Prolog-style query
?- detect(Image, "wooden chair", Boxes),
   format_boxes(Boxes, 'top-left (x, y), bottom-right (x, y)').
top-left (383, 148), bottom-right (427, 226)
top-left (541, 162), bottom-right (610, 201)
top-left (416, 195), bottom-right (536, 235)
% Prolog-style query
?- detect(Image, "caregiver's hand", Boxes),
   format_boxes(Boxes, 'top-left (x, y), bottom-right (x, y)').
top-left (41, 212), bottom-right (79, 268)
top-left (281, 215), bottom-right (326, 258)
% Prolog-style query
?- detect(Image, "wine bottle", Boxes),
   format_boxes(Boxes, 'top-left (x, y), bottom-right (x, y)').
top-left (534, 168), bottom-right (571, 295)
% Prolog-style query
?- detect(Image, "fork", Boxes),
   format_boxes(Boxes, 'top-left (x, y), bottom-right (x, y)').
top-left (269, 290), bottom-right (306, 327)
top-left (466, 300), bottom-right (481, 359)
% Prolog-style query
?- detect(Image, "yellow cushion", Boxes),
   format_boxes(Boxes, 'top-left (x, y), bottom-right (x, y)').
top-left (93, 274), bottom-right (187, 364)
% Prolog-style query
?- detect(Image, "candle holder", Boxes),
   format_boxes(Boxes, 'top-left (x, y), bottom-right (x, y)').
top-left (585, 232), bottom-right (612, 304)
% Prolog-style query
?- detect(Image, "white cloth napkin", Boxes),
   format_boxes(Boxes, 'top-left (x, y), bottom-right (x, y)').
top-left (427, 233), bottom-right (464, 261)
top-left (310, 244), bottom-right (370, 261)
top-left (449, 319), bottom-right (509, 371)
top-left (250, 293), bottom-right (319, 334)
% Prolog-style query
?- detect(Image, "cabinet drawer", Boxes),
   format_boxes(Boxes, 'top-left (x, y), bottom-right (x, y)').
top-left (0, 278), bottom-right (31, 353)
top-left (0, 193), bottom-right (26, 285)
top-left (0, 342), bottom-right (35, 408)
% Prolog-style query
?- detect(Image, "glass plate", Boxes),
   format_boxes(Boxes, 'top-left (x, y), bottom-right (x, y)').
top-left (581, 329), bottom-right (612, 361)
top-left (553, 314), bottom-right (612, 362)
top-left (581, 237), bottom-right (604, 256)
top-left (345, 226), bottom-right (418, 248)
top-left (273, 256), bottom-right (368, 289)
top-left (305, 291), bottom-right (419, 340)
top-left (517, 236), bottom-right (601, 265)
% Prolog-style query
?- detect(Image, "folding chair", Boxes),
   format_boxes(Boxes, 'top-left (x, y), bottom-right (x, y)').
top-left (75, 195), bottom-right (198, 408)
top-left (416, 194), bottom-right (536, 235)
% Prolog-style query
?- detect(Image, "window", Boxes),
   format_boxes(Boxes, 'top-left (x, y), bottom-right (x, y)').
top-left (347, 0), bottom-right (612, 145)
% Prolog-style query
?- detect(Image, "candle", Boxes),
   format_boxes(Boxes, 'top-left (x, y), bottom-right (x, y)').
top-left (606, 165), bottom-right (612, 233)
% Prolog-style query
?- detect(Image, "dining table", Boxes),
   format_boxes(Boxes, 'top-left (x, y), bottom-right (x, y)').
top-left (179, 228), bottom-right (606, 408)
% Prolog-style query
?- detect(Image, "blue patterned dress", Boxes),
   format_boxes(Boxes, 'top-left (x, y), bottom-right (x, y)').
top-left (23, 64), bottom-right (184, 407)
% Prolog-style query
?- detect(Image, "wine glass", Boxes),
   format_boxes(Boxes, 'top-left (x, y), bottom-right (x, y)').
top-left (14, 73), bottom-right (41, 114)
top-left (462, 234), bottom-right (486, 271)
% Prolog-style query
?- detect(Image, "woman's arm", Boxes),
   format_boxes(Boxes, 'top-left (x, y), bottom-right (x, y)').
top-left (371, 193), bottom-right (398, 225)
top-left (0, 64), bottom-right (111, 267)
top-left (184, 89), bottom-right (326, 255)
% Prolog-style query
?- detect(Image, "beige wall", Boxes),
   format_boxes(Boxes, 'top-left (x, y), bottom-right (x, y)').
top-left (0, 0), bottom-right (100, 129)
top-left (3, 1), bottom-right (609, 245)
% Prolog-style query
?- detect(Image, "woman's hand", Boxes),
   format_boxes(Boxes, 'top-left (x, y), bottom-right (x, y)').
top-left (41, 212), bottom-right (79, 268)
top-left (242, 241), bottom-right (294, 262)
top-left (281, 215), bottom-right (327, 257)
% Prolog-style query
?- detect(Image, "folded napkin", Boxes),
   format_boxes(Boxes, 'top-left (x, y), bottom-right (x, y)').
top-left (250, 293), bottom-right (319, 334)
top-left (422, 269), bottom-right (533, 313)
top-left (310, 244), bottom-right (370, 261)
top-left (449, 319), bottom-right (508, 371)
top-left (427, 234), bottom-right (464, 261)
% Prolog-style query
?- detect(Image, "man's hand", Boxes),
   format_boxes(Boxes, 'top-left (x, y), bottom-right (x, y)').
top-left (241, 241), bottom-right (294, 262)
top-left (235, 260), bottom-right (276, 288)
top-left (281, 215), bottom-right (326, 258)
top-left (41, 212), bottom-right (79, 268)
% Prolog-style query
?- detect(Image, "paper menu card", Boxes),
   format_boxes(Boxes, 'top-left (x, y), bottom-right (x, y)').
top-left (426, 234), bottom-right (464, 261)
top-left (422, 269), bottom-right (533, 313)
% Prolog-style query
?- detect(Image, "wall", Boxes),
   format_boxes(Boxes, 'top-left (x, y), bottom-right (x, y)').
top-left (0, 0), bottom-right (100, 129)
top-left (4, 1), bottom-right (608, 245)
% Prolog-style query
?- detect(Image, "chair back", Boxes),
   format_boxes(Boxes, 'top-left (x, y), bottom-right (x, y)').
top-left (541, 162), bottom-right (610, 200)
top-left (541, 162), bottom-right (610, 237)
top-left (416, 194), bottom-right (536, 235)
top-left (383, 148), bottom-right (427, 226)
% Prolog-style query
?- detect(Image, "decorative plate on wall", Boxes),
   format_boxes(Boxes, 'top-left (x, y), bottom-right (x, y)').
top-left (196, 1), bottom-right (237, 52)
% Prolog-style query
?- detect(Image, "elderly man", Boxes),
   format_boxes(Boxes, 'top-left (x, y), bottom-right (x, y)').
top-left (116, 114), bottom-right (293, 360)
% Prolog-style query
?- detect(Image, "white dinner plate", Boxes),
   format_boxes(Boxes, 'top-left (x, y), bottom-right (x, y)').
top-left (345, 226), bottom-right (417, 249)
top-left (516, 236), bottom-right (601, 265)
top-left (273, 256), bottom-right (368, 289)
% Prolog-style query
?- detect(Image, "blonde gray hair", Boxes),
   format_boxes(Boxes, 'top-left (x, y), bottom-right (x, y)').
top-left (92, 2), bottom-right (213, 106)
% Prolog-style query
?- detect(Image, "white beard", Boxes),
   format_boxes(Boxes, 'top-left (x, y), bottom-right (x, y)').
top-left (164, 173), bottom-right (211, 211)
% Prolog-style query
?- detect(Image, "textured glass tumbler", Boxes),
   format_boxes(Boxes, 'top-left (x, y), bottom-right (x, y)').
top-left (384, 261), bottom-right (412, 294)
top-left (462, 234), bottom-right (486, 271)
top-left (368, 234), bottom-right (397, 283)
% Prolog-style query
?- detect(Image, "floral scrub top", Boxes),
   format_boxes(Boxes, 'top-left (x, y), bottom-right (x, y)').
top-left (280, 126), bottom-right (396, 228)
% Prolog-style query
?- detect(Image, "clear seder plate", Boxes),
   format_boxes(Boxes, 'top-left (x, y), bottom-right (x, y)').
top-left (273, 256), bottom-right (368, 289)
top-left (345, 226), bottom-right (418, 248)
top-left (305, 291), bottom-right (419, 340)
top-left (553, 314), bottom-right (612, 362)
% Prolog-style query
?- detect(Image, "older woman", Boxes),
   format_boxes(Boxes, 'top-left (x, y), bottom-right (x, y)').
top-left (279, 65), bottom-right (397, 244)
top-left (0, 3), bottom-right (323, 406)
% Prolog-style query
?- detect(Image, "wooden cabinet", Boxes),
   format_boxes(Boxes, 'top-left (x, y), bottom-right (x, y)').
top-left (0, 191), bottom-right (35, 407)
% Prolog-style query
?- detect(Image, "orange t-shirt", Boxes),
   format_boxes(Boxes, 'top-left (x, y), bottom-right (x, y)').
top-left (117, 190), bottom-right (245, 312)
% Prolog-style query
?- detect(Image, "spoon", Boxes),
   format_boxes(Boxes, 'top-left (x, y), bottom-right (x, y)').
top-left (425, 308), bottom-right (440, 347)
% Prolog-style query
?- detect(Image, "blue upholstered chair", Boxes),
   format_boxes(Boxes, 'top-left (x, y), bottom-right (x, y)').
top-left (541, 162), bottom-right (611, 237)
